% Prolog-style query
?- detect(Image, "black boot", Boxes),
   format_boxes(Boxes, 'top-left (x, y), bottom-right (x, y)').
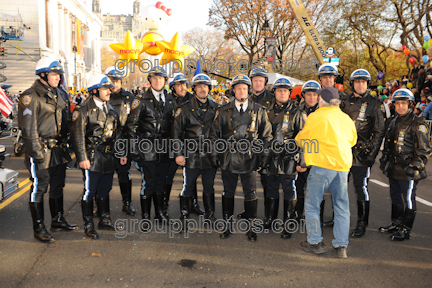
top-left (29, 202), bottom-right (55, 243)
top-left (321, 199), bottom-right (335, 227)
top-left (391, 208), bottom-right (416, 241)
top-left (261, 175), bottom-right (268, 215)
top-left (379, 204), bottom-right (404, 233)
top-left (351, 201), bottom-right (369, 237)
top-left (96, 197), bottom-right (115, 230)
top-left (203, 193), bottom-right (217, 222)
top-left (81, 200), bottom-right (99, 239)
top-left (220, 195), bottom-right (234, 239)
top-left (190, 185), bottom-right (205, 215)
top-left (245, 198), bottom-right (258, 242)
top-left (237, 210), bottom-right (247, 219)
top-left (120, 180), bottom-right (136, 216)
top-left (281, 199), bottom-right (297, 239)
top-left (179, 196), bottom-right (191, 233)
top-left (296, 197), bottom-right (305, 221)
top-left (263, 198), bottom-right (279, 230)
top-left (140, 195), bottom-right (152, 231)
top-left (49, 196), bottom-right (79, 232)
top-left (163, 184), bottom-right (172, 218)
top-left (153, 193), bottom-right (169, 223)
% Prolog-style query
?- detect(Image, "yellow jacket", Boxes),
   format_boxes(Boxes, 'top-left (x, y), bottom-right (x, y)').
top-left (295, 106), bottom-right (357, 172)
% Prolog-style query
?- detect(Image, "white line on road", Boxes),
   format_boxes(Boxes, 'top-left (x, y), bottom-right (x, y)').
top-left (370, 179), bottom-right (432, 207)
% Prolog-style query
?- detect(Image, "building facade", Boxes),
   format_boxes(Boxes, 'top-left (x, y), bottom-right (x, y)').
top-left (0, 0), bottom-right (102, 94)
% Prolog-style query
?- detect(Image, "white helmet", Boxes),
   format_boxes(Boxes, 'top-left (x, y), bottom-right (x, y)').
top-left (104, 66), bottom-right (124, 81)
top-left (35, 57), bottom-right (64, 75)
top-left (88, 74), bottom-right (114, 91)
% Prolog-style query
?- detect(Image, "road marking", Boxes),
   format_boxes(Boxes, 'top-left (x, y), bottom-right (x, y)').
top-left (370, 179), bottom-right (389, 187)
top-left (0, 180), bottom-right (31, 210)
top-left (370, 179), bottom-right (432, 207)
top-left (18, 177), bottom-right (30, 188)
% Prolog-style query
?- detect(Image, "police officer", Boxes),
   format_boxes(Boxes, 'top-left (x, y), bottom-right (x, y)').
top-left (125, 66), bottom-right (176, 224)
top-left (341, 69), bottom-right (386, 238)
top-left (209, 74), bottom-right (273, 241)
top-left (165, 73), bottom-right (204, 218)
top-left (19, 57), bottom-right (78, 243)
top-left (104, 66), bottom-right (136, 216)
top-left (293, 80), bottom-right (321, 222)
top-left (237, 67), bottom-right (275, 219)
top-left (172, 73), bottom-right (220, 229)
top-left (379, 89), bottom-right (430, 241)
top-left (265, 77), bottom-right (304, 239)
top-left (71, 74), bottom-right (126, 239)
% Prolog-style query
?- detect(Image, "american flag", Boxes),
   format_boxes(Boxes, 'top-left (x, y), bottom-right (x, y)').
top-left (0, 86), bottom-right (13, 117)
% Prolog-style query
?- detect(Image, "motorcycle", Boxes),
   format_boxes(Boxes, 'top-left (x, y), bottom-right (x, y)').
top-left (11, 127), bottom-right (25, 157)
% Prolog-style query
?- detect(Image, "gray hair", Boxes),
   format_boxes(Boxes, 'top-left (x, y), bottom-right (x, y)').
top-left (320, 98), bottom-right (341, 107)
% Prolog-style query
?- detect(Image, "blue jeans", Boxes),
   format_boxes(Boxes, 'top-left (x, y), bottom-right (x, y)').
top-left (304, 166), bottom-right (350, 248)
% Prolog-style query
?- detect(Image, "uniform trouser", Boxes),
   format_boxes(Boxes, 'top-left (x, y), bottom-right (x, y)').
top-left (139, 161), bottom-right (169, 197)
top-left (295, 169), bottom-right (310, 199)
top-left (267, 174), bottom-right (297, 200)
top-left (115, 156), bottom-right (132, 183)
top-left (29, 158), bottom-right (67, 202)
top-left (350, 166), bottom-right (371, 201)
top-left (221, 170), bottom-right (257, 201)
top-left (389, 178), bottom-right (418, 210)
top-left (180, 167), bottom-right (217, 197)
top-left (166, 160), bottom-right (178, 186)
top-left (81, 170), bottom-right (114, 201)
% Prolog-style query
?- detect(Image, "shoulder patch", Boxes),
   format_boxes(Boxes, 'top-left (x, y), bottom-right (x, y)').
top-left (418, 124), bottom-right (427, 133)
top-left (22, 95), bottom-right (32, 106)
top-left (72, 111), bottom-right (80, 121)
top-left (380, 104), bottom-right (385, 113)
top-left (174, 108), bottom-right (182, 118)
top-left (131, 99), bottom-right (140, 109)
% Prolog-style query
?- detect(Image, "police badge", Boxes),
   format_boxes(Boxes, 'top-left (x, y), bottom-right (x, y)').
top-left (72, 111), bottom-right (80, 121)
top-left (22, 95), bottom-right (32, 106)
top-left (131, 99), bottom-right (140, 110)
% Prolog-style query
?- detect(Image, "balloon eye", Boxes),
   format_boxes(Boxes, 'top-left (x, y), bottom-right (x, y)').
top-left (146, 18), bottom-right (148, 20)
top-left (159, 18), bottom-right (162, 20)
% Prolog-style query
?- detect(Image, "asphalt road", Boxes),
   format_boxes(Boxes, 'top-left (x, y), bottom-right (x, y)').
top-left (0, 130), bottom-right (431, 288)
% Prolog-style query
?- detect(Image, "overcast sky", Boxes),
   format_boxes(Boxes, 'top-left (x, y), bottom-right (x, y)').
top-left (99, 0), bottom-right (211, 33)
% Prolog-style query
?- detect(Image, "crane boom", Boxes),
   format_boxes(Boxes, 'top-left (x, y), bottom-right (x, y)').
top-left (287, 0), bottom-right (326, 65)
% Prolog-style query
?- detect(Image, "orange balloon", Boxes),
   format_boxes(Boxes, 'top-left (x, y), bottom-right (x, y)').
top-left (290, 86), bottom-right (302, 99)
top-left (335, 83), bottom-right (344, 92)
top-left (404, 48), bottom-right (410, 55)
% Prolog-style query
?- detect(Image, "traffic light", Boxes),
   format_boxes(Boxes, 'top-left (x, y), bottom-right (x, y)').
top-left (0, 47), bottom-right (4, 57)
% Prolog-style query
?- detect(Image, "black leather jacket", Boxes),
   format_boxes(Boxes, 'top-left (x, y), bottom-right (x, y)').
top-left (109, 88), bottom-right (135, 129)
top-left (125, 88), bottom-right (177, 162)
top-left (380, 109), bottom-right (430, 180)
top-left (341, 92), bottom-right (386, 167)
top-left (251, 89), bottom-right (275, 109)
top-left (18, 80), bottom-right (72, 170)
top-left (172, 96), bottom-right (220, 169)
top-left (209, 100), bottom-right (273, 174)
top-left (71, 97), bottom-right (120, 174)
top-left (170, 91), bottom-right (193, 106)
top-left (267, 102), bottom-right (304, 176)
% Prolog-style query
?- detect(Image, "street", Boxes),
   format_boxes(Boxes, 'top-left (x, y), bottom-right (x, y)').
top-left (0, 131), bottom-right (431, 288)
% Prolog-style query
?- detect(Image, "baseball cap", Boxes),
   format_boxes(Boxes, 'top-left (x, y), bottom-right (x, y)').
top-left (316, 87), bottom-right (340, 103)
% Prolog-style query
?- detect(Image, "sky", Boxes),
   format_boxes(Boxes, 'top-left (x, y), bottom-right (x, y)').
top-left (100, 0), bottom-right (212, 33)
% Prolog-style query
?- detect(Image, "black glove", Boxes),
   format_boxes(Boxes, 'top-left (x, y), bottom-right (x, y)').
top-left (409, 158), bottom-right (425, 171)
top-left (260, 156), bottom-right (270, 169)
top-left (379, 153), bottom-right (390, 173)
top-left (210, 156), bottom-right (221, 169)
top-left (405, 166), bottom-right (416, 177)
top-left (33, 158), bottom-right (45, 164)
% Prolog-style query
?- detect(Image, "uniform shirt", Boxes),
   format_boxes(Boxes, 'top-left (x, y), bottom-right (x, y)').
top-left (235, 100), bottom-right (248, 112)
top-left (151, 88), bottom-right (165, 104)
top-left (93, 97), bottom-right (108, 114)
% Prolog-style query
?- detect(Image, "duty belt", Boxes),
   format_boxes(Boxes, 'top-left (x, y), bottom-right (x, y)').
top-left (42, 138), bottom-right (58, 149)
top-left (95, 145), bottom-right (113, 153)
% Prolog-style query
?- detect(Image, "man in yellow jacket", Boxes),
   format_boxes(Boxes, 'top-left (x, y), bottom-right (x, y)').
top-left (295, 87), bottom-right (357, 258)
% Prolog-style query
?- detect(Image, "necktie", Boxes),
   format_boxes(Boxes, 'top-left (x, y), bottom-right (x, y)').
top-left (103, 103), bottom-right (108, 114)
top-left (240, 104), bottom-right (244, 115)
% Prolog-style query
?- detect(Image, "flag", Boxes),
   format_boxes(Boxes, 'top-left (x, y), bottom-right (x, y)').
top-left (0, 86), bottom-right (13, 117)
top-left (194, 60), bottom-right (203, 76)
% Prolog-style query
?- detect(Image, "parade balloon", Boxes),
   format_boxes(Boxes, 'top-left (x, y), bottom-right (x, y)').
top-left (155, 32), bottom-right (195, 65)
top-left (423, 42), bottom-right (430, 50)
top-left (401, 45), bottom-right (406, 51)
top-left (109, 31), bottom-right (143, 67)
top-left (423, 55), bottom-right (429, 63)
top-left (141, 30), bottom-right (164, 56)
top-left (377, 85), bottom-right (383, 91)
top-left (429, 39), bottom-right (432, 46)
top-left (424, 35), bottom-right (430, 42)
top-left (409, 56), bottom-right (416, 64)
top-left (377, 72), bottom-right (384, 80)
top-left (407, 82), bottom-right (413, 89)
top-left (404, 48), bottom-right (410, 55)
